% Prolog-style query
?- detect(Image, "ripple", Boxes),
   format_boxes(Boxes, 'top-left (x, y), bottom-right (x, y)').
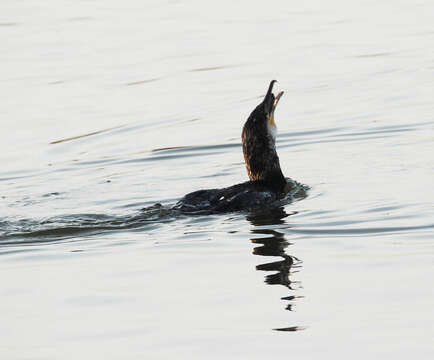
top-left (0, 204), bottom-right (175, 246)
top-left (190, 64), bottom-right (239, 72)
top-left (125, 78), bottom-right (160, 86)
top-left (288, 223), bottom-right (434, 236)
top-left (50, 125), bottom-right (125, 145)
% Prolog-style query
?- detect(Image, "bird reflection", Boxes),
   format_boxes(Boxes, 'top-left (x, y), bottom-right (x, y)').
top-left (247, 206), bottom-right (304, 332)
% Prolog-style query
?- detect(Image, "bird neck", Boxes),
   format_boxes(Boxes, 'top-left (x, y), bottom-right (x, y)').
top-left (242, 136), bottom-right (287, 193)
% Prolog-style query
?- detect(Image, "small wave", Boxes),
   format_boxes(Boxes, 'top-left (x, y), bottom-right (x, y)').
top-left (287, 223), bottom-right (434, 236)
top-left (0, 204), bottom-right (174, 246)
top-left (0, 180), bottom-right (310, 246)
top-left (50, 125), bottom-right (124, 145)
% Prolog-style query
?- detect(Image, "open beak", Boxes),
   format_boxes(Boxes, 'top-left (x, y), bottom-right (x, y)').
top-left (264, 80), bottom-right (284, 127)
top-left (264, 80), bottom-right (284, 116)
top-left (272, 90), bottom-right (284, 113)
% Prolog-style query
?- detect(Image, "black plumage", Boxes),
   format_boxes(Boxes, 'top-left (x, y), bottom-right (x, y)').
top-left (174, 80), bottom-right (299, 214)
top-left (242, 80), bottom-right (286, 194)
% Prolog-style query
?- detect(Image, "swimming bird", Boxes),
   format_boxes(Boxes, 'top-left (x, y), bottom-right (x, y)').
top-left (173, 80), bottom-right (303, 213)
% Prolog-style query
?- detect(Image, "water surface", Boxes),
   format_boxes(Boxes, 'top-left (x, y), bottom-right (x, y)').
top-left (1, 0), bottom-right (434, 358)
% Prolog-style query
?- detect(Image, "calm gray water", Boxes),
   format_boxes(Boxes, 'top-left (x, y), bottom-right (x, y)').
top-left (1, 0), bottom-right (434, 358)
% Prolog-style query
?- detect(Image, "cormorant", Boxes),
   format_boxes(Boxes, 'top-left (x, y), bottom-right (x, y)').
top-left (173, 80), bottom-right (304, 213)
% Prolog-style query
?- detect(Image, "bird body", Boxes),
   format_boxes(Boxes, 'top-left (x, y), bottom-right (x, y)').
top-left (174, 81), bottom-right (304, 214)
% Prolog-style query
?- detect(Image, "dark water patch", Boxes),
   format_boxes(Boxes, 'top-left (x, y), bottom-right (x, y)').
top-left (125, 78), bottom-right (160, 86)
top-left (279, 125), bottom-right (417, 148)
top-left (199, 171), bottom-right (238, 179)
top-left (190, 64), bottom-right (238, 72)
top-left (274, 326), bottom-right (306, 332)
top-left (52, 142), bottom-right (240, 170)
top-left (298, 214), bottom-right (422, 228)
top-left (71, 157), bottom-right (123, 167)
top-left (110, 144), bottom-right (239, 166)
top-left (0, 168), bottom-right (51, 183)
top-left (333, 127), bottom-right (416, 138)
top-left (117, 151), bottom-right (223, 166)
top-left (247, 208), bottom-right (297, 226)
top-left (42, 192), bottom-right (61, 197)
top-left (279, 134), bottom-right (391, 149)
top-left (0, 248), bottom-right (40, 257)
top-left (370, 121), bottom-right (433, 131)
top-left (365, 205), bottom-right (406, 213)
top-left (114, 200), bottom-right (158, 209)
top-left (287, 223), bottom-right (434, 236)
top-left (149, 146), bottom-right (191, 153)
top-left (50, 125), bottom-right (125, 144)
top-left (1, 179), bottom-right (309, 246)
top-left (278, 126), bottom-right (346, 139)
top-left (249, 223), bottom-right (305, 331)
top-left (0, 204), bottom-right (175, 246)
top-left (279, 122), bottom-right (425, 146)
top-left (105, 122), bottom-right (149, 136)
top-left (148, 142), bottom-right (240, 154)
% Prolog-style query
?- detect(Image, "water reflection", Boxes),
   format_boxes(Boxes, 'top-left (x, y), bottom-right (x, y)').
top-left (247, 207), bottom-right (304, 332)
